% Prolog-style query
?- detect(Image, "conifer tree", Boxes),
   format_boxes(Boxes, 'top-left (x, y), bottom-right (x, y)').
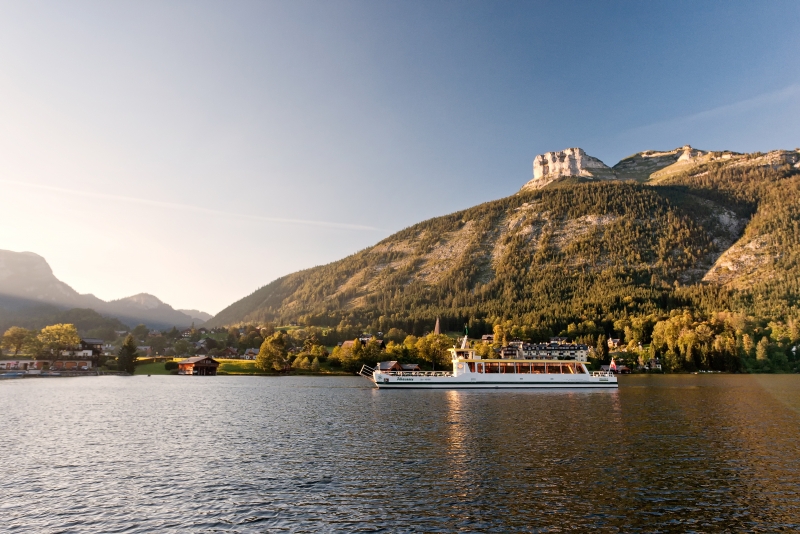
top-left (756, 336), bottom-right (770, 361)
top-left (596, 334), bottom-right (609, 363)
top-left (117, 334), bottom-right (139, 374)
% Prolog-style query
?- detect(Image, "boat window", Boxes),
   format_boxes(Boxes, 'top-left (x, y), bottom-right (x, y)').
top-left (563, 363), bottom-right (576, 374)
top-left (486, 362), bottom-right (500, 373)
top-left (532, 363), bottom-right (546, 374)
top-left (546, 363), bottom-right (562, 374)
top-left (468, 362), bottom-right (476, 372)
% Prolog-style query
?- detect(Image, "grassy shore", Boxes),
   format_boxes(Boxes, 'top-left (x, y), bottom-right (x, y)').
top-left (134, 361), bottom-right (174, 375)
top-left (133, 358), bottom-right (351, 376)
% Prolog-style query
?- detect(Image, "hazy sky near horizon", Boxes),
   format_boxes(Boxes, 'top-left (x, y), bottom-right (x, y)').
top-left (1, 1), bottom-right (799, 315)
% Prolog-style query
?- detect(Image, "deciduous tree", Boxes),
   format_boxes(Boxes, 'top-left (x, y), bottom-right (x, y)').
top-left (38, 324), bottom-right (81, 358)
top-left (2, 327), bottom-right (30, 356)
top-left (256, 332), bottom-right (289, 372)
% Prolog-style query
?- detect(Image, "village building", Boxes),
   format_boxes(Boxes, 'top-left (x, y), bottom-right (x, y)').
top-left (505, 341), bottom-right (590, 362)
top-left (243, 348), bottom-right (259, 360)
top-left (48, 359), bottom-right (93, 371)
top-left (177, 356), bottom-right (220, 376)
top-left (376, 361), bottom-right (404, 372)
top-left (56, 337), bottom-right (105, 369)
top-left (646, 358), bottom-right (662, 371)
top-left (601, 363), bottom-right (631, 374)
top-left (2, 338), bottom-right (103, 374)
top-left (343, 338), bottom-right (387, 350)
top-left (221, 347), bottom-right (239, 358)
top-left (0, 359), bottom-right (37, 371)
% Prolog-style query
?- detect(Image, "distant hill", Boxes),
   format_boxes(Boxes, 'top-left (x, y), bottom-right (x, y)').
top-left (178, 309), bottom-right (213, 323)
top-left (208, 146), bottom-right (800, 335)
top-left (0, 305), bottom-right (129, 340)
top-left (0, 250), bottom-right (211, 330)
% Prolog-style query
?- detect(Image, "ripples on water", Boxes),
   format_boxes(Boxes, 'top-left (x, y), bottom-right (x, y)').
top-left (1, 374), bottom-right (799, 532)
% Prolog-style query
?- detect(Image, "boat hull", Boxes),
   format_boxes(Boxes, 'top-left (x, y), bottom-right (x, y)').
top-left (371, 374), bottom-right (617, 389)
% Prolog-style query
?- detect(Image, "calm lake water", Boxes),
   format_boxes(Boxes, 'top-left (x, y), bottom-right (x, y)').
top-left (2, 374), bottom-right (799, 532)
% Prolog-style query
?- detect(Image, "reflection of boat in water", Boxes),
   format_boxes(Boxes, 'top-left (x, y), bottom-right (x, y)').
top-left (360, 337), bottom-right (617, 389)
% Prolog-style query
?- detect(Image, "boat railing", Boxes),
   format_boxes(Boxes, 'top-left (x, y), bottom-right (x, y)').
top-left (359, 364), bottom-right (375, 379)
top-left (591, 371), bottom-right (616, 377)
top-left (378, 371), bottom-right (452, 377)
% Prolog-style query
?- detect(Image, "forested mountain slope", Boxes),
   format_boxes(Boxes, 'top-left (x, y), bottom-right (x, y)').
top-left (210, 147), bottom-right (800, 339)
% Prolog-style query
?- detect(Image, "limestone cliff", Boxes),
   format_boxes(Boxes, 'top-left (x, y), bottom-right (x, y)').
top-left (520, 148), bottom-right (616, 190)
top-left (611, 145), bottom-right (710, 181)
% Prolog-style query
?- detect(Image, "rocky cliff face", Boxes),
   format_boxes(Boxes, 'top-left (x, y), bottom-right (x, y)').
top-left (611, 145), bottom-right (709, 181)
top-left (520, 148), bottom-right (616, 190)
top-left (521, 145), bottom-right (798, 188)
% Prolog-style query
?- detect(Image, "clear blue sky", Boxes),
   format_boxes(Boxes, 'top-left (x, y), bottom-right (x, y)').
top-left (1, 1), bottom-right (798, 314)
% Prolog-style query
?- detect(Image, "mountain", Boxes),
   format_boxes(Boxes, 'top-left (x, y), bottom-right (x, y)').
top-left (103, 293), bottom-right (208, 330)
top-left (0, 250), bottom-right (102, 310)
top-left (178, 309), bottom-right (213, 323)
top-left (0, 250), bottom-right (210, 330)
top-left (208, 145), bottom-right (800, 335)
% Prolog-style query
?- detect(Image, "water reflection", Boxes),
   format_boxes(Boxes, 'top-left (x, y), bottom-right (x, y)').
top-left (1, 375), bottom-right (798, 532)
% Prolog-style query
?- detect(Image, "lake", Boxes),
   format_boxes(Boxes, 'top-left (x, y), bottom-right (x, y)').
top-left (2, 374), bottom-right (799, 532)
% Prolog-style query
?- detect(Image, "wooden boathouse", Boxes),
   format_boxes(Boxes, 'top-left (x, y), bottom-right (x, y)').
top-left (177, 356), bottom-right (220, 376)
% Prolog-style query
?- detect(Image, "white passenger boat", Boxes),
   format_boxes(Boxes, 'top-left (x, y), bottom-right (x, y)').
top-left (360, 337), bottom-right (617, 389)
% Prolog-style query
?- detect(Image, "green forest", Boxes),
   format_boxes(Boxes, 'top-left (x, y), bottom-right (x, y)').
top-left (207, 151), bottom-right (800, 373)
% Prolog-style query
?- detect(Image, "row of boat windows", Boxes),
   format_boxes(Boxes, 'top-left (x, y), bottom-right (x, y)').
top-left (463, 362), bottom-right (587, 374)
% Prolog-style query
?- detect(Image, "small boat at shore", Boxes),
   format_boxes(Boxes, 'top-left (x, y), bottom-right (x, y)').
top-left (360, 337), bottom-right (617, 389)
top-left (0, 371), bottom-right (26, 379)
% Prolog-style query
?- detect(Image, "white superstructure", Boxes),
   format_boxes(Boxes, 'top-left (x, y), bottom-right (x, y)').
top-left (360, 338), bottom-right (617, 389)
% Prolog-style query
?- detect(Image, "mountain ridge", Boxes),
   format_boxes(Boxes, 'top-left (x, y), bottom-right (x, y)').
top-left (0, 250), bottom-right (211, 329)
top-left (207, 145), bottom-right (800, 334)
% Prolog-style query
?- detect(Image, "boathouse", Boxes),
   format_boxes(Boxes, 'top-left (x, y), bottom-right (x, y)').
top-left (177, 356), bottom-right (220, 376)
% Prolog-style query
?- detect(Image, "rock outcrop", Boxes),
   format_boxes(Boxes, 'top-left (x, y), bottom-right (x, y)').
top-left (520, 148), bottom-right (615, 190)
top-left (612, 146), bottom-right (706, 182)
